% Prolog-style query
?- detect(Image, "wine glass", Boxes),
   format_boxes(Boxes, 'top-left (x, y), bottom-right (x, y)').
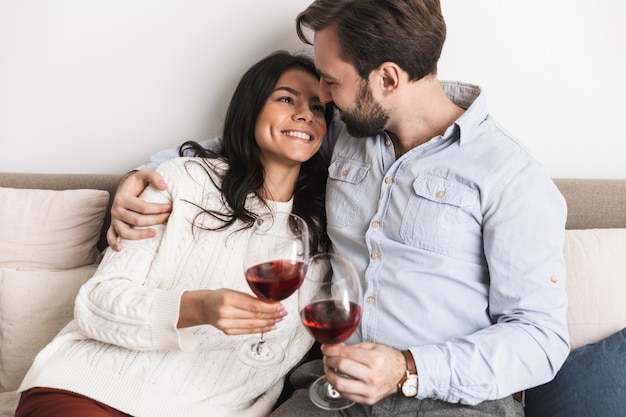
top-left (299, 252), bottom-right (363, 410)
top-left (236, 211), bottom-right (310, 367)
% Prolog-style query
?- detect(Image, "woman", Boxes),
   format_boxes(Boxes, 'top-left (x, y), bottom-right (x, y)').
top-left (15, 51), bottom-right (333, 417)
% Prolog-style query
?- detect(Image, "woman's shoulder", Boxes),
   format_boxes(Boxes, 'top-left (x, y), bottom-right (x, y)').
top-left (157, 157), bottom-right (227, 176)
top-left (157, 157), bottom-right (228, 190)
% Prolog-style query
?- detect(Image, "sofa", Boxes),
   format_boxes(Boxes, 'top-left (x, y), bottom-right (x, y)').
top-left (1, 172), bottom-right (625, 416)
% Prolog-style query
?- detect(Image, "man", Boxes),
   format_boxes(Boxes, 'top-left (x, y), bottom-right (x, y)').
top-left (109, 1), bottom-right (569, 416)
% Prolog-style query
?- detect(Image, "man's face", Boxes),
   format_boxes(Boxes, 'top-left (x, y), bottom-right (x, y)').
top-left (340, 79), bottom-right (389, 138)
top-left (313, 24), bottom-right (389, 137)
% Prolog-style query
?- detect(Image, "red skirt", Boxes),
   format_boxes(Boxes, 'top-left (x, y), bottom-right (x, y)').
top-left (16, 387), bottom-right (133, 417)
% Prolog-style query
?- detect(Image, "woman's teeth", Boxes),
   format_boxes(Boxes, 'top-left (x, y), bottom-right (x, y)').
top-left (284, 131), bottom-right (312, 141)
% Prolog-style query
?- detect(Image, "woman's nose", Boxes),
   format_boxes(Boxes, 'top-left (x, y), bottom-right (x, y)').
top-left (294, 108), bottom-right (313, 123)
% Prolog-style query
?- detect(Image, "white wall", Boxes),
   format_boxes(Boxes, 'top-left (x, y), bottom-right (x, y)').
top-left (1, 0), bottom-right (625, 178)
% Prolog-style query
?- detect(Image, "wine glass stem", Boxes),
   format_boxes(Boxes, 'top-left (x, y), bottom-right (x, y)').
top-left (253, 333), bottom-right (268, 357)
top-left (326, 382), bottom-right (342, 399)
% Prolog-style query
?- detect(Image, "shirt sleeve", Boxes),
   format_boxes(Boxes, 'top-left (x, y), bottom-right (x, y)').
top-left (136, 137), bottom-right (224, 170)
top-left (411, 163), bottom-right (570, 405)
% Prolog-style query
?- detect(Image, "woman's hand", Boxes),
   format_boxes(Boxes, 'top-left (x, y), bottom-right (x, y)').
top-left (179, 289), bottom-right (287, 335)
top-left (107, 168), bottom-right (173, 251)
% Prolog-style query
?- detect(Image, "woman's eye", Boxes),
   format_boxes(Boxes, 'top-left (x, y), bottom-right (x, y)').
top-left (312, 104), bottom-right (326, 114)
top-left (279, 96), bottom-right (293, 104)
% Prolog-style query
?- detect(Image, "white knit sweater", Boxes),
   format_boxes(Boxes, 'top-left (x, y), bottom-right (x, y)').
top-left (18, 158), bottom-right (316, 417)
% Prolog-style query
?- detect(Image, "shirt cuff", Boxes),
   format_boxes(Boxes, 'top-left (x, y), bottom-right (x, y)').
top-left (410, 345), bottom-right (452, 401)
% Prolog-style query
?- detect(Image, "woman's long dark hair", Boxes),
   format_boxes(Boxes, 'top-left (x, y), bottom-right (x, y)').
top-left (180, 51), bottom-right (333, 255)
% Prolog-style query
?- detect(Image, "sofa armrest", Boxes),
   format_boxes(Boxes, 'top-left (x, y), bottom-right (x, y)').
top-left (553, 178), bottom-right (626, 229)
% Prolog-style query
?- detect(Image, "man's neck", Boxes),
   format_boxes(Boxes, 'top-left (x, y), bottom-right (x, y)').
top-left (387, 76), bottom-right (465, 157)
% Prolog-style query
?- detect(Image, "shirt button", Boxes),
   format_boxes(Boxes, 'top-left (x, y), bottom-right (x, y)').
top-left (341, 169), bottom-right (349, 177)
top-left (371, 251), bottom-right (380, 260)
top-left (384, 177), bottom-right (394, 184)
top-left (385, 139), bottom-right (392, 147)
top-left (550, 275), bottom-right (558, 283)
top-left (367, 296), bottom-right (376, 304)
top-left (436, 190), bottom-right (446, 198)
top-left (372, 220), bottom-right (381, 228)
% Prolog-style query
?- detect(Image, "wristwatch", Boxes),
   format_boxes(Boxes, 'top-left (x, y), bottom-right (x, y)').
top-left (397, 350), bottom-right (419, 397)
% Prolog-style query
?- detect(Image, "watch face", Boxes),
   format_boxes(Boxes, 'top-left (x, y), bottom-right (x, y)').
top-left (402, 378), bottom-right (418, 397)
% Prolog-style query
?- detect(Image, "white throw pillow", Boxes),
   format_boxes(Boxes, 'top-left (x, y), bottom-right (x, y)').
top-left (0, 187), bottom-right (109, 269)
top-left (563, 229), bottom-right (626, 350)
top-left (0, 265), bottom-right (98, 393)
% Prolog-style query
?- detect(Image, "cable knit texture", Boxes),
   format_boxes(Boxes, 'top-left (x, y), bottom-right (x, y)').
top-left (17, 157), bottom-right (316, 417)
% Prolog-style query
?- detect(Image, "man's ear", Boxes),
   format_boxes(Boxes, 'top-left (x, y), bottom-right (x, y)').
top-left (377, 62), bottom-right (401, 92)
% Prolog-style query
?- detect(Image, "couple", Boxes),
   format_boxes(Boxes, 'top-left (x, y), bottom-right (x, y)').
top-left (16, 1), bottom-right (569, 416)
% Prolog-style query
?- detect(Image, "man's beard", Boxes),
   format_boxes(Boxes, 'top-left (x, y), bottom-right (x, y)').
top-left (340, 80), bottom-right (389, 138)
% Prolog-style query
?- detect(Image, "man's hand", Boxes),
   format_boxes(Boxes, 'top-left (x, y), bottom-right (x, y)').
top-left (107, 168), bottom-right (172, 251)
top-left (321, 342), bottom-right (407, 405)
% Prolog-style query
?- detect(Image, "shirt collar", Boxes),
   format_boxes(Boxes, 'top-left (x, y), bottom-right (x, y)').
top-left (441, 81), bottom-right (487, 146)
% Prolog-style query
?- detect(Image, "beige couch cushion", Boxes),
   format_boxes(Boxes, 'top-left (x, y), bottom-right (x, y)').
top-left (0, 187), bottom-right (109, 269)
top-left (564, 228), bottom-right (626, 349)
top-left (0, 187), bottom-right (109, 415)
top-left (0, 391), bottom-right (17, 417)
top-left (0, 265), bottom-right (98, 393)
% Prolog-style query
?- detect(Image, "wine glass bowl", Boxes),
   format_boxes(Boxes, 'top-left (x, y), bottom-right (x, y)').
top-left (237, 211), bottom-right (310, 367)
top-left (246, 258), bottom-right (306, 302)
top-left (299, 252), bottom-right (363, 410)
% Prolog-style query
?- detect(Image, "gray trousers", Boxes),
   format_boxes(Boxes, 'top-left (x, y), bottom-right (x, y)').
top-left (270, 360), bottom-right (524, 417)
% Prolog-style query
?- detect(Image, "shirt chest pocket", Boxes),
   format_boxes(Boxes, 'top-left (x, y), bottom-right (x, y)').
top-left (326, 160), bottom-right (370, 228)
top-left (400, 175), bottom-right (482, 256)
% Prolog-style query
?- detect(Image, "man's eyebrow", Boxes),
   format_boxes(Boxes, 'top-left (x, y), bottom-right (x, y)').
top-left (316, 69), bottom-right (331, 80)
top-left (317, 71), bottom-right (337, 85)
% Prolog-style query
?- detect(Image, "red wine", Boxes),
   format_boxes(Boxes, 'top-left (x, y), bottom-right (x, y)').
top-left (245, 260), bottom-right (306, 301)
top-left (301, 300), bottom-right (362, 344)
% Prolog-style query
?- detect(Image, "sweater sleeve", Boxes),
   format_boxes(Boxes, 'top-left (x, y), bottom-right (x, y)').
top-left (74, 161), bottom-right (199, 352)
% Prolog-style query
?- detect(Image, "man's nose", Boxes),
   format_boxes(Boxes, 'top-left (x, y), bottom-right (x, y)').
top-left (318, 80), bottom-right (332, 104)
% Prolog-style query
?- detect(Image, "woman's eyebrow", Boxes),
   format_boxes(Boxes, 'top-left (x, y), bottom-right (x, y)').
top-left (273, 86), bottom-right (322, 104)
top-left (273, 86), bottom-right (300, 96)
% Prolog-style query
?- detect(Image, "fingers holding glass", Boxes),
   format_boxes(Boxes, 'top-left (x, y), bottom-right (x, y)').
top-left (236, 212), bottom-right (310, 367)
top-left (299, 252), bottom-right (363, 410)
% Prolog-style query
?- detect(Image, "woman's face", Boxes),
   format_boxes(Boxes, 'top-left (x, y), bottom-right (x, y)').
top-left (254, 68), bottom-right (327, 170)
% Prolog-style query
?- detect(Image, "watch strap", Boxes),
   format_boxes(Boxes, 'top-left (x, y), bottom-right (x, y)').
top-left (401, 350), bottom-right (417, 374)
top-left (398, 350), bottom-right (419, 396)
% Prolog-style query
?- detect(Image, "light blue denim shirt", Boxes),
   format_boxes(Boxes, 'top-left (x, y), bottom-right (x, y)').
top-left (324, 81), bottom-right (569, 404)
top-left (145, 81), bottom-right (569, 406)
